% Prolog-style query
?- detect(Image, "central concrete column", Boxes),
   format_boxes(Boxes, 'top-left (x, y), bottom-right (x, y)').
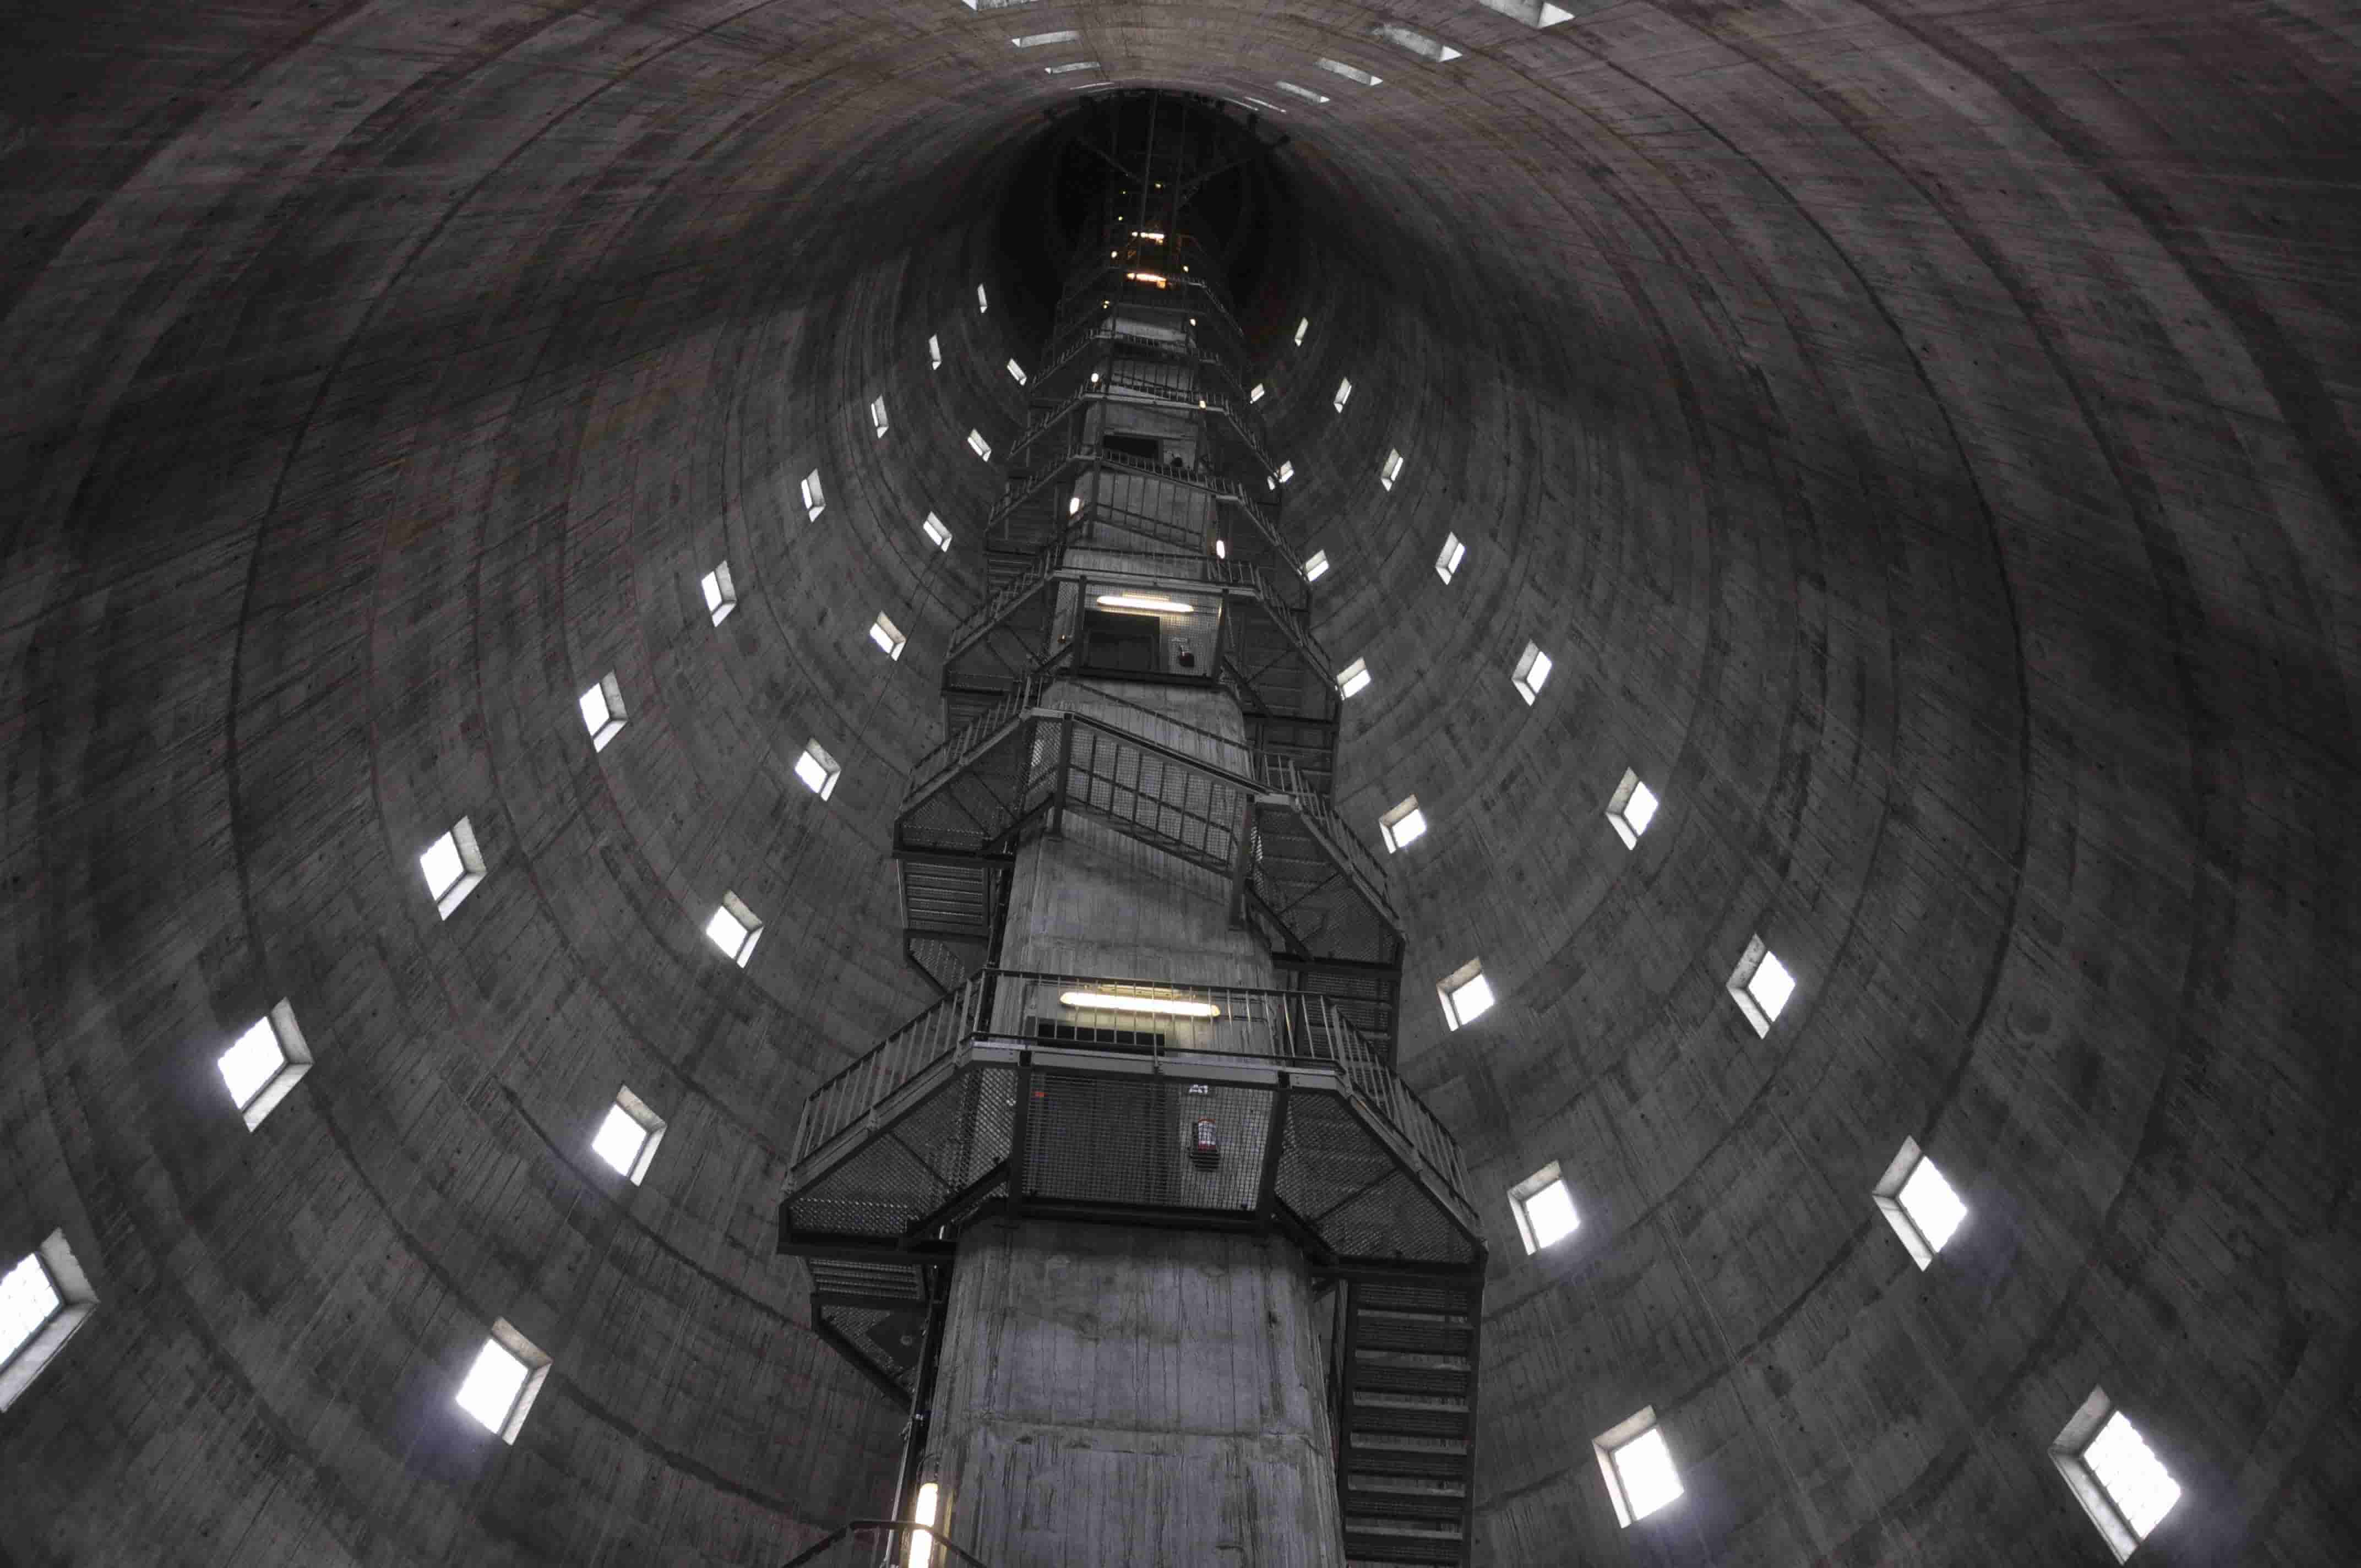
top-left (929, 1217), bottom-right (1343, 1567)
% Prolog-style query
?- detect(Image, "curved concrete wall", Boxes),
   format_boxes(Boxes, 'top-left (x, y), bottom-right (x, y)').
top-left (2, 4), bottom-right (2354, 1566)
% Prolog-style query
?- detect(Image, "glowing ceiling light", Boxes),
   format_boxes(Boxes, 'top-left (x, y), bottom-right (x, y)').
top-left (1096, 594), bottom-right (1194, 614)
top-left (1059, 990), bottom-right (1222, 1019)
top-left (1126, 270), bottom-right (1168, 286)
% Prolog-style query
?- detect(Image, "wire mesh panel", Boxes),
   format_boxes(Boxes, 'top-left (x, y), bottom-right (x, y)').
top-left (815, 1303), bottom-right (927, 1392)
top-left (1021, 1070), bottom-right (1273, 1214)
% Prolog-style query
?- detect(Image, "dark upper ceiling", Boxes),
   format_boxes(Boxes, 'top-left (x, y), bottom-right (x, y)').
top-left (1, 2), bottom-right (2355, 1565)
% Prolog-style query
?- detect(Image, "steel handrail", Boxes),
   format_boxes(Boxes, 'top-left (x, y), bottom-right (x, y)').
top-left (780, 1521), bottom-right (992, 1568)
top-left (1255, 755), bottom-right (1396, 919)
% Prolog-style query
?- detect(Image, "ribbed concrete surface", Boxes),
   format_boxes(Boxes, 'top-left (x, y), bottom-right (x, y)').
top-left (1, 3), bottom-right (2354, 1566)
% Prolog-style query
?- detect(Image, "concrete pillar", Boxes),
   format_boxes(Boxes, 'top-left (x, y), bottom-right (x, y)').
top-left (928, 1217), bottom-right (1343, 1568)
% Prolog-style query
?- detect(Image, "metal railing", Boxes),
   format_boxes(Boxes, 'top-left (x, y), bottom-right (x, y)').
top-left (1257, 755), bottom-right (1396, 919)
top-left (790, 968), bottom-right (1477, 1229)
top-left (781, 1522), bottom-right (991, 1568)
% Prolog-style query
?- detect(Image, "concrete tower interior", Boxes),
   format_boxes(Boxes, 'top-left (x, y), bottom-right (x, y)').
top-left (1, 4), bottom-right (2355, 1567)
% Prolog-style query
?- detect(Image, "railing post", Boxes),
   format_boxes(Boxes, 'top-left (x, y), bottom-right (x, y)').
top-left (1256, 1072), bottom-right (1290, 1221)
top-left (1006, 1049), bottom-right (1033, 1221)
top-left (1050, 714), bottom-right (1074, 837)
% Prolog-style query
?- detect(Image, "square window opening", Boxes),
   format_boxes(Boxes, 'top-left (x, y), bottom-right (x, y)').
top-left (928, 334), bottom-right (942, 369)
top-left (870, 395), bottom-right (889, 438)
top-left (1006, 358), bottom-right (1027, 385)
top-left (2051, 1389), bottom-right (2183, 1562)
top-left (1509, 1161), bottom-right (1580, 1253)
top-left (578, 672), bottom-right (627, 750)
top-left (1373, 23), bottom-right (1462, 62)
top-left (1275, 80), bottom-right (1331, 105)
top-left (1293, 317), bottom-right (1309, 347)
top-left (420, 818), bottom-right (486, 919)
top-left (706, 891), bottom-right (764, 967)
top-left (1337, 656), bottom-right (1371, 699)
top-left (1726, 935), bottom-right (1795, 1036)
top-left (1303, 549), bottom-right (1330, 583)
top-left (801, 469), bottom-right (825, 521)
top-left (967, 429), bottom-right (993, 461)
top-left (218, 999), bottom-right (314, 1130)
top-left (1606, 769), bottom-right (1658, 848)
top-left (923, 513), bottom-right (954, 552)
top-left (1010, 28), bottom-right (1079, 46)
top-left (700, 562), bottom-right (737, 625)
top-left (1873, 1136), bottom-right (1969, 1268)
top-left (1595, 1408), bottom-right (1684, 1527)
top-left (1275, 460), bottom-right (1294, 484)
top-left (976, 284), bottom-right (989, 313)
top-left (1437, 959), bottom-right (1493, 1031)
top-left (1316, 57), bottom-right (1384, 87)
top-left (1512, 642), bottom-right (1553, 705)
top-left (796, 739), bottom-right (843, 800)
top-left (1380, 450), bottom-right (1405, 491)
top-left (591, 1086), bottom-right (668, 1184)
top-left (1379, 794), bottom-right (1426, 853)
top-left (455, 1321), bottom-right (551, 1444)
top-left (0, 1231), bottom-right (97, 1413)
top-left (1435, 533), bottom-right (1466, 584)
top-left (1332, 377), bottom-right (1353, 412)
top-left (1249, 382), bottom-right (1266, 404)
top-left (869, 612), bottom-right (907, 660)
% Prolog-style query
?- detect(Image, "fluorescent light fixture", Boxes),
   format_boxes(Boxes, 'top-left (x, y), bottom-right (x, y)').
top-left (1096, 594), bottom-right (1193, 614)
top-left (706, 892), bottom-right (764, 966)
top-left (700, 562), bottom-right (737, 623)
top-left (1380, 449), bottom-right (1405, 489)
top-left (579, 672), bottom-right (626, 750)
top-left (1379, 794), bottom-right (1426, 852)
top-left (1607, 769), bottom-right (1660, 847)
top-left (1303, 549), bottom-right (1329, 582)
top-left (1511, 1162), bottom-right (1580, 1253)
top-left (1126, 270), bottom-right (1168, 285)
top-left (910, 1481), bottom-right (942, 1568)
top-left (1212, 538), bottom-right (1226, 559)
top-left (870, 395), bottom-right (889, 438)
top-left (1043, 59), bottom-right (1099, 74)
top-left (795, 740), bottom-right (842, 800)
top-left (869, 612), bottom-right (907, 660)
top-left (1059, 990), bottom-right (1221, 1019)
top-left (1275, 80), bottom-right (1331, 105)
top-left (1317, 58), bottom-right (1383, 86)
top-left (1513, 643), bottom-right (1553, 704)
top-left (1332, 376), bottom-right (1353, 412)
top-left (591, 1086), bottom-right (667, 1184)
top-left (1068, 495), bottom-right (1082, 515)
top-left (967, 429), bottom-right (992, 460)
top-left (1436, 532), bottom-right (1466, 583)
top-left (1133, 230), bottom-right (1166, 241)
top-left (1373, 23), bottom-right (1462, 61)
top-left (923, 513), bottom-right (953, 551)
top-left (1010, 29), bottom-right (1079, 45)
top-left (801, 469), bottom-right (825, 520)
top-left (1726, 936), bottom-right (1796, 1036)
top-left (1006, 357), bottom-right (1027, 384)
top-left (1437, 960), bottom-right (1494, 1029)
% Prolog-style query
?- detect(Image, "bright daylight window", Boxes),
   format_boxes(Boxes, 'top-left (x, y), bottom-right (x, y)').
top-left (1380, 449), bottom-right (1404, 490)
top-left (1303, 549), bottom-right (1330, 582)
top-left (1510, 1162), bottom-right (1580, 1253)
top-left (1873, 1136), bottom-right (1970, 1268)
top-left (869, 612), bottom-right (907, 661)
top-left (1332, 377), bottom-right (1352, 412)
top-left (1009, 29), bottom-right (1079, 46)
top-left (455, 1324), bottom-right (550, 1444)
top-left (1318, 58), bottom-right (1383, 87)
top-left (1006, 358), bottom-right (1027, 385)
top-left (928, 334), bottom-right (942, 369)
top-left (1595, 1409), bottom-right (1684, 1526)
top-left (801, 469), bottom-right (825, 521)
top-left (1512, 643), bottom-right (1553, 705)
top-left (870, 396), bottom-right (889, 438)
top-left (217, 1000), bottom-right (314, 1130)
top-left (1378, 794), bottom-right (1426, 853)
top-left (2052, 1390), bottom-right (2183, 1562)
top-left (1, 1253), bottom-right (63, 1376)
top-left (420, 818), bottom-right (485, 919)
top-left (1336, 657), bottom-right (1371, 699)
top-left (0, 1232), bottom-right (95, 1414)
top-left (1435, 532), bottom-right (1466, 584)
top-left (706, 892), bottom-right (764, 967)
top-left (1294, 317), bottom-right (1309, 346)
top-left (796, 739), bottom-right (842, 799)
top-left (1726, 936), bottom-right (1796, 1037)
top-left (923, 513), bottom-right (954, 552)
top-left (1606, 768), bottom-right (1658, 848)
top-left (1436, 959), bottom-right (1493, 1030)
top-left (1479, 0), bottom-right (1577, 28)
top-left (1275, 80), bottom-right (1330, 105)
top-left (700, 562), bottom-right (737, 624)
top-left (1249, 382), bottom-right (1266, 403)
top-left (1275, 460), bottom-right (1294, 483)
top-left (967, 429), bottom-right (992, 461)
top-left (1372, 23), bottom-right (1462, 62)
top-left (578, 673), bottom-right (626, 751)
top-left (976, 284), bottom-right (989, 313)
top-left (1044, 61), bottom-right (1099, 74)
top-left (591, 1087), bottom-right (667, 1185)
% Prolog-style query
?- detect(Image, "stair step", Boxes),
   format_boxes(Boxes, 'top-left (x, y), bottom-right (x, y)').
top-left (1351, 1360), bottom-right (1473, 1398)
top-left (1343, 1482), bottom-right (1466, 1522)
top-left (1341, 1526), bottom-right (1465, 1565)
top-left (1354, 1317), bottom-right (1473, 1357)
top-left (1345, 1442), bottom-right (1471, 1482)
top-left (1350, 1402), bottom-right (1471, 1440)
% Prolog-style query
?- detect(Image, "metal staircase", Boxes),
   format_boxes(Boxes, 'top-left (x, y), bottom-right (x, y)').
top-left (1333, 1279), bottom-right (1484, 1566)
